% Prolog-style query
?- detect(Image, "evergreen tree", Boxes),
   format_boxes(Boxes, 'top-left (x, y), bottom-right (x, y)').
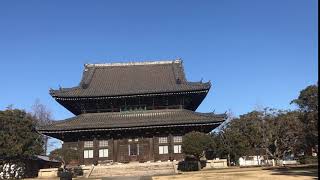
top-left (182, 131), bottom-right (211, 160)
top-left (291, 84), bottom-right (318, 155)
top-left (0, 108), bottom-right (43, 161)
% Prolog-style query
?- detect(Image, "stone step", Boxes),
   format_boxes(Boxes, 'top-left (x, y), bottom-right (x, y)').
top-left (89, 162), bottom-right (177, 177)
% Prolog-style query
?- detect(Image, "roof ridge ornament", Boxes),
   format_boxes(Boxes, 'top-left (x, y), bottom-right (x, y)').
top-left (84, 59), bottom-right (182, 67)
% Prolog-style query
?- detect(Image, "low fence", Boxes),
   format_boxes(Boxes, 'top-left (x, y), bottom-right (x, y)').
top-left (38, 168), bottom-right (59, 178)
top-left (239, 158), bottom-right (299, 167)
top-left (277, 160), bottom-right (299, 166)
top-left (204, 159), bottom-right (228, 169)
top-left (38, 161), bottom-right (177, 178)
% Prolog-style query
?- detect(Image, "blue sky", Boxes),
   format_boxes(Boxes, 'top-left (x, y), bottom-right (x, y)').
top-left (0, 1), bottom-right (318, 150)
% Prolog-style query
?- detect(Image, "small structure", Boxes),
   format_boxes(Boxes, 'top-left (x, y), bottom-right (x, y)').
top-left (0, 156), bottom-right (60, 179)
top-left (26, 155), bottom-right (61, 177)
top-left (204, 159), bottom-right (228, 169)
top-left (38, 60), bottom-right (226, 165)
top-left (239, 155), bottom-right (274, 166)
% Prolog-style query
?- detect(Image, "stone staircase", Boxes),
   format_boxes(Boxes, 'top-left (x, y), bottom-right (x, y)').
top-left (87, 161), bottom-right (177, 178)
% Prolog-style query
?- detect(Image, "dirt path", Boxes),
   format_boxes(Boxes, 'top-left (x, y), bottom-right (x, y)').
top-left (153, 166), bottom-right (318, 180)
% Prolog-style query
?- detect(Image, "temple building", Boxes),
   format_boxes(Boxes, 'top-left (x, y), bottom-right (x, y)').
top-left (38, 60), bottom-right (226, 165)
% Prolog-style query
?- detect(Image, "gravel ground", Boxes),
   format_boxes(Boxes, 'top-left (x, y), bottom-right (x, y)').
top-left (26, 165), bottom-right (318, 180)
top-left (153, 166), bottom-right (318, 180)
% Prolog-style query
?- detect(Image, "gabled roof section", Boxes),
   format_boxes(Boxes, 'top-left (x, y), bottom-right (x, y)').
top-left (37, 109), bottom-right (226, 133)
top-left (50, 60), bottom-right (211, 98)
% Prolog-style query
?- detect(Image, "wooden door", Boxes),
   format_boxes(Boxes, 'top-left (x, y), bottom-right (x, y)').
top-left (128, 143), bottom-right (139, 161)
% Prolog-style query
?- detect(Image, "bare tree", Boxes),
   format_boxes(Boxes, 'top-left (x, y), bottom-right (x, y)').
top-left (31, 99), bottom-right (53, 155)
top-left (213, 108), bottom-right (235, 133)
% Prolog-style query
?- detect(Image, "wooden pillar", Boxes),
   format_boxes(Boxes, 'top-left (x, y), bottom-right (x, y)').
top-left (79, 140), bottom-right (84, 165)
top-left (93, 137), bottom-right (98, 165)
top-left (153, 135), bottom-right (158, 161)
top-left (113, 139), bottom-right (118, 162)
top-left (149, 137), bottom-right (154, 161)
top-left (169, 133), bottom-right (173, 161)
top-left (77, 139), bottom-right (81, 165)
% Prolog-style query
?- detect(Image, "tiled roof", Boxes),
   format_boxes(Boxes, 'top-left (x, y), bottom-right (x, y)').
top-left (50, 60), bottom-right (210, 97)
top-left (38, 109), bottom-right (226, 133)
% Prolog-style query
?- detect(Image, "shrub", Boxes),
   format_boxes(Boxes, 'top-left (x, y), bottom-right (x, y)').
top-left (177, 160), bottom-right (200, 171)
top-left (0, 162), bottom-right (25, 179)
top-left (57, 166), bottom-right (83, 178)
top-left (177, 155), bottom-right (205, 171)
top-left (200, 160), bottom-right (207, 169)
top-left (299, 156), bottom-right (318, 164)
top-left (72, 166), bottom-right (83, 177)
top-left (59, 171), bottom-right (72, 180)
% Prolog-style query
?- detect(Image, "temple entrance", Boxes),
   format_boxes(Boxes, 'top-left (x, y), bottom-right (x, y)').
top-left (116, 138), bottom-right (151, 163)
top-left (128, 143), bottom-right (139, 161)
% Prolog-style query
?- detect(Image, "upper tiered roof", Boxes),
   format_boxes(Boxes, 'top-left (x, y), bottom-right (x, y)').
top-left (50, 60), bottom-right (210, 98)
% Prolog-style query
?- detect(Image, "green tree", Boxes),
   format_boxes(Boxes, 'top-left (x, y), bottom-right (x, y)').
top-left (237, 111), bottom-right (264, 156)
top-left (291, 84), bottom-right (318, 112)
top-left (264, 110), bottom-right (303, 162)
top-left (206, 84), bottom-right (318, 165)
top-left (182, 131), bottom-right (211, 160)
top-left (217, 115), bottom-right (257, 165)
top-left (212, 109), bottom-right (301, 165)
top-left (0, 108), bottom-right (43, 161)
top-left (291, 84), bottom-right (318, 155)
top-left (49, 148), bottom-right (79, 166)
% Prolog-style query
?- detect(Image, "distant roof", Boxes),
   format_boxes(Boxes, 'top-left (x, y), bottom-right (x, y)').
top-left (38, 109), bottom-right (226, 133)
top-left (36, 155), bottom-right (60, 163)
top-left (50, 60), bottom-right (211, 97)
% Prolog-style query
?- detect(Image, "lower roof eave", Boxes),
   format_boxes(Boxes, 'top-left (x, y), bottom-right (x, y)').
top-left (52, 89), bottom-right (210, 100)
top-left (38, 121), bottom-right (223, 134)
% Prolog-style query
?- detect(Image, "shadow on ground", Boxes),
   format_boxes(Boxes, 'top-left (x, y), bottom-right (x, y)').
top-left (268, 165), bottom-right (318, 179)
top-left (101, 176), bottom-right (152, 180)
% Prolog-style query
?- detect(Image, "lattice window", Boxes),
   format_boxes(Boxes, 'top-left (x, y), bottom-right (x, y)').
top-left (158, 137), bottom-right (168, 144)
top-left (99, 140), bottom-right (108, 147)
top-left (173, 136), bottom-right (182, 143)
top-left (84, 141), bottom-right (93, 148)
top-left (129, 144), bottom-right (139, 156)
top-left (99, 149), bottom-right (109, 158)
top-left (159, 146), bottom-right (168, 154)
top-left (84, 150), bottom-right (93, 158)
top-left (173, 145), bottom-right (182, 153)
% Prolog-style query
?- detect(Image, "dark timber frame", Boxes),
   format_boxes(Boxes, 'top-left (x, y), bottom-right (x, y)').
top-left (38, 60), bottom-right (226, 165)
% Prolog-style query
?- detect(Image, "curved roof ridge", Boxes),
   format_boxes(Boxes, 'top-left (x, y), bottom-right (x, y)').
top-left (85, 59), bottom-right (181, 67)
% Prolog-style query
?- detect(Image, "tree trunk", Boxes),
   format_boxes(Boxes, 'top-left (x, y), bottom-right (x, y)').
top-left (227, 154), bottom-right (231, 166)
top-left (43, 136), bottom-right (48, 155)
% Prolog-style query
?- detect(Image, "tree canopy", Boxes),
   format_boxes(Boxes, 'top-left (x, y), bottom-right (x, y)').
top-left (49, 148), bottom-right (79, 166)
top-left (291, 84), bottom-right (318, 155)
top-left (183, 83), bottom-right (318, 165)
top-left (182, 131), bottom-right (211, 160)
top-left (205, 109), bottom-right (307, 164)
top-left (0, 108), bottom-right (43, 161)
